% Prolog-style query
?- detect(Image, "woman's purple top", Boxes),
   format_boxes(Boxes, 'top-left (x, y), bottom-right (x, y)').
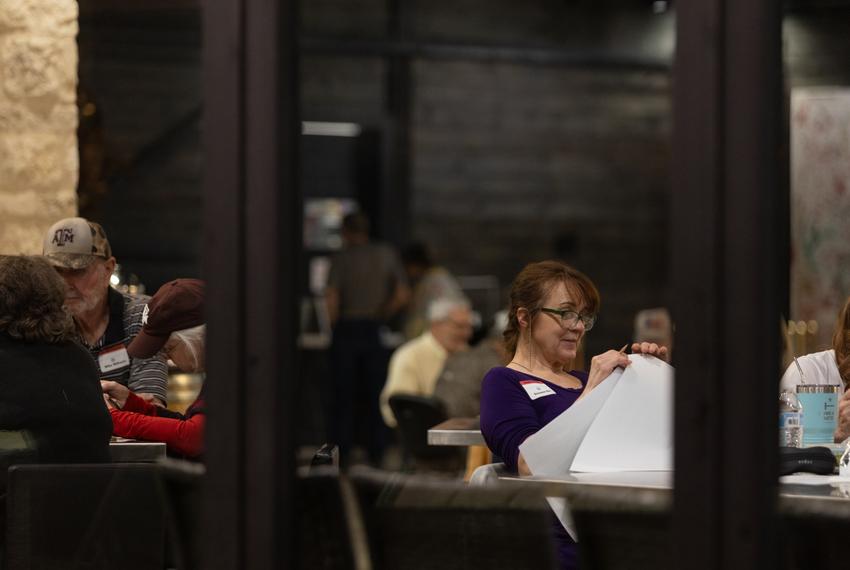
top-left (479, 366), bottom-right (588, 570)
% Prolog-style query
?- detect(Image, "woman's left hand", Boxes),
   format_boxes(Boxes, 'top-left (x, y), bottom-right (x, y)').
top-left (631, 342), bottom-right (669, 362)
top-left (583, 349), bottom-right (632, 397)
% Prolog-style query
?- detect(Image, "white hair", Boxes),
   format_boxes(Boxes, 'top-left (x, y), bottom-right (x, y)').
top-left (169, 324), bottom-right (206, 370)
top-left (427, 297), bottom-right (470, 323)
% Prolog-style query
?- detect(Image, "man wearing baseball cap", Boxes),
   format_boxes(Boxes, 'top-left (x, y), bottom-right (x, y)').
top-left (42, 217), bottom-right (169, 405)
top-left (101, 279), bottom-right (206, 458)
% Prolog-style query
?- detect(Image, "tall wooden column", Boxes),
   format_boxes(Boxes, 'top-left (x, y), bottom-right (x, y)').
top-left (203, 0), bottom-right (301, 567)
top-left (672, 1), bottom-right (784, 568)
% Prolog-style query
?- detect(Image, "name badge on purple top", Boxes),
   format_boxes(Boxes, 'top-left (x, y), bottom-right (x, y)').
top-left (520, 380), bottom-right (556, 400)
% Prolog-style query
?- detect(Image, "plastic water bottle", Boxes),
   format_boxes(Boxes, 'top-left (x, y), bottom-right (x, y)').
top-left (779, 389), bottom-right (804, 448)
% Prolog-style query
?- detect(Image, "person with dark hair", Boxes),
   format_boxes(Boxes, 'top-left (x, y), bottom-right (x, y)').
top-left (325, 211), bottom-right (409, 464)
top-left (479, 260), bottom-right (667, 570)
top-left (42, 217), bottom-right (169, 405)
top-left (780, 296), bottom-right (850, 442)
top-left (401, 242), bottom-right (465, 340)
top-left (0, 255), bottom-right (112, 463)
top-left (100, 279), bottom-right (206, 459)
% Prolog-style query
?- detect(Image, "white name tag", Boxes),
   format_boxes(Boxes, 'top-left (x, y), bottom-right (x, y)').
top-left (98, 344), bottom-right (131, 374)
top-left (520, 380), bottom-right (556, 400)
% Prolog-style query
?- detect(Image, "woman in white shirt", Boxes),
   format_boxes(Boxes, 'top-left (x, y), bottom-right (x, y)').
top-left (780, 297), bottom-right (850, 391)
top-left (780, 297), bottom-right (850, 441)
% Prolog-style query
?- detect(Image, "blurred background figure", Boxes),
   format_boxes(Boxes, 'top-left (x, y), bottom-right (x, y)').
top-left (433, 310), bottom-right (508, 419)
top-left (381, 297), bottom-right (473, 427)
top-left (633, 307), bottom-right (674, 361)
top-left (325, 212), bottom-right (410, 465)
top-left (401, 242), bottom-right (465, 340)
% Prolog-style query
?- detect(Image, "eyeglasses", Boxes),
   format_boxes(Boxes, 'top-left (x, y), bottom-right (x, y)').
top-left (540, 307), bottom-right (596, 331)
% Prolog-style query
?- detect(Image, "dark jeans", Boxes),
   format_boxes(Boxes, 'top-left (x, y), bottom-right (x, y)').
top-left (329, 320), bottom-right (392, 465)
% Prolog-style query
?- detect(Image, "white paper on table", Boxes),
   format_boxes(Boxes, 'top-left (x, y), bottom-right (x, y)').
top-left (518, 366), bottom-right (624, 541)
top-left (570, 355), bottom-right (673, 472)
top-left (780, 474), bottom-right (850, 485)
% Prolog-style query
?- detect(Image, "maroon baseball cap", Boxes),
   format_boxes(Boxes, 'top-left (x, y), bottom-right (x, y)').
top-left (127, 279), bottom-right (205, 359)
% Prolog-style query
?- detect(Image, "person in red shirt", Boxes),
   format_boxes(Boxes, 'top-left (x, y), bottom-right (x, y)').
top-left (101, 279), bottom-right (206, 459)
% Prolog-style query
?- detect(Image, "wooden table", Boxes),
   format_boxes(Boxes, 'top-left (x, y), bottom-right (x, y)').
top-left (109, 439), bottom-right (166, 463)
top-left (427, 417), bottom-right (485, 447)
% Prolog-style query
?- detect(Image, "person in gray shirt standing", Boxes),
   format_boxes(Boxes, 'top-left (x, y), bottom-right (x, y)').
top-left (325, 212), bottom-right (409, 465)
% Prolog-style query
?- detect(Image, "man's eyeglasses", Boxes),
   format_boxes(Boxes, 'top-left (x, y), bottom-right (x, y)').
top-left (540, 307), bottom-right (596, 331)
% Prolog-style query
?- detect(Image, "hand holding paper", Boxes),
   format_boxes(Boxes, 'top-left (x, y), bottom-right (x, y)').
top-left (520, 353), bottom-right (674, 474)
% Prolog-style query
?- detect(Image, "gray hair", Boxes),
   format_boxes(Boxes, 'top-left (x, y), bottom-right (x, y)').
top-left (427, 297), bottom-right (471, 323)
top-left (169, 324), bottom-right (206, 371)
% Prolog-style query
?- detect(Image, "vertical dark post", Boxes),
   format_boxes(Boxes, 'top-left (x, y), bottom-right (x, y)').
top-left (203, 0), bottom-right (300, 567)
top-left (383, 0), bottom-right (412, 244)
top-left (672, 0), bottom-right (783, 569)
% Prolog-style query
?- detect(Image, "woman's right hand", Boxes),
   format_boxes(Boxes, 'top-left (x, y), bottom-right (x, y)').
top-left (100, 380), bottom-right (130, 409)
top-left (583, 349), bottom-right (632, 397)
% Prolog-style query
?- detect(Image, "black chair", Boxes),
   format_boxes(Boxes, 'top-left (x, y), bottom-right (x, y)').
top-left (388, 394), bottom-right (464, 472)
top-left (310, 443), bottom-right (340, 469)
top-left (348, 465), bottom-right (556, 570)
top-left (5, 463), bottom-right (165, 570)
top-left (296, 465), bottom-right (369, 570)
top-left (778, 495), bottom-right (850, 570)
top-left (157, 458), bottom-right (205, 570)
top-left (568, 485), bottom-right (672, 570)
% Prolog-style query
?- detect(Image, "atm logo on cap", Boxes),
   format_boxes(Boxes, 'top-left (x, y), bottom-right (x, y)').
top-left (52, 228), bottom-right (75, 247)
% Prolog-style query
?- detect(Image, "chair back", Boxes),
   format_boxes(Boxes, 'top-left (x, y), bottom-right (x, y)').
top-left (296, 466), bottom-right (369, 570)
top-left (5, 463), bottom-right (165, 570)
top-left (388, 395), bottom-right (462, 469)
top-left (157, 458), bottom-right (205, 570)
top-left (568, 485), bottom-right (672, 570)
top-left (779, 496), bottom-right (850, 570)
top-left (311, 443), bottom-right (340, 469)
top-left (348, 466), bottom-right (556, 570)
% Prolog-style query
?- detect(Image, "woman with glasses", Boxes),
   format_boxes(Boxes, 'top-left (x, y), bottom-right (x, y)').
top-left (479, 260), bottom-right (667, 570)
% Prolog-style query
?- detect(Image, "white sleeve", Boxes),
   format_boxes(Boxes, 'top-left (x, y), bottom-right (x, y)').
top-left (779, 362), bottom-right (802, 394)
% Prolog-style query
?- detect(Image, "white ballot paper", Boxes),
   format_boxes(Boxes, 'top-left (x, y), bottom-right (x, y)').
top-left (518, 354), bottom-right (674, 540)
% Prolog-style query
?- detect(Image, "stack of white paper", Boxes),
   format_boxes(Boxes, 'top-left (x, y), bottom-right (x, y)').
top-left (518, 354), bottom-right (674, 539)
top-left (520, 354), bottom-right (673, 474)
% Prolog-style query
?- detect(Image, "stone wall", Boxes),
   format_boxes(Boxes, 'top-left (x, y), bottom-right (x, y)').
top-left (0, 0), bottom-right (78, 254)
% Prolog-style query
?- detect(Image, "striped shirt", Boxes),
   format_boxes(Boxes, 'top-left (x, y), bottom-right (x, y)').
top-left (80, 287), bottom-right (169, 404)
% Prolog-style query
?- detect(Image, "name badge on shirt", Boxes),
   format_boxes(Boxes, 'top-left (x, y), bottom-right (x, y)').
top-left (520, 380), bottom-right (556, 400)
top-left (98, 343), bottom-right (131, 374)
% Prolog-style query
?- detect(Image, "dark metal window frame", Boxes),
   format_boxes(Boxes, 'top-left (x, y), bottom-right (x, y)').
top-left (672, 1), bottom-right (784, 568)
top-left (200, 0), bottom-right (785, 566)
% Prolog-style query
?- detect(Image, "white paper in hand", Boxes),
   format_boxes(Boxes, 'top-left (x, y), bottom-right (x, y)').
top-left (519, 369), bottom-right (624, 541)
top-left (570, 354), bottom-right (673, 472)
top-left (519, 368), bottom-right (624, 476)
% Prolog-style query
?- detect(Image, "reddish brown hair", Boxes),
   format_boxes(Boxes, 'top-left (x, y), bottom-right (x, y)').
top-left (503, 260), bottom-right (601, 358)
top-left (833, 296), bottom-right (850, 388)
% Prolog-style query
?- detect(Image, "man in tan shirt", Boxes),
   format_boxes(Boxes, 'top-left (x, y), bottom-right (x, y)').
top-left (380, 298), bottom-right (473, 427)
